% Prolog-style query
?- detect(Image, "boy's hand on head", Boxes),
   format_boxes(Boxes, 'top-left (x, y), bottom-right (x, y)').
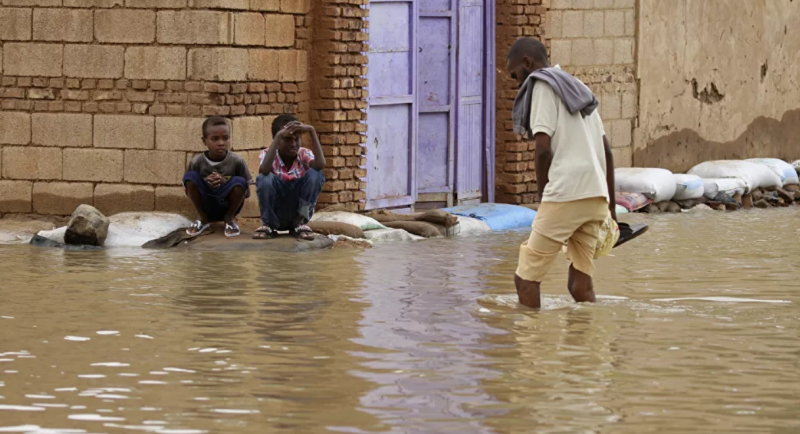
top-left (295, 123), bottom-right (315, 134)
top-left (275, 121), bottom-right (301, 140)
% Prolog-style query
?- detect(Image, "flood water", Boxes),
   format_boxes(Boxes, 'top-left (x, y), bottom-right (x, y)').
top-left (1, 209), bottom-right (799, 433)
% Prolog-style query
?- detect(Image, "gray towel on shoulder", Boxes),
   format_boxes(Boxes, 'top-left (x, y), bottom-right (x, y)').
top-left (512, 67), bottom-right (598, 138)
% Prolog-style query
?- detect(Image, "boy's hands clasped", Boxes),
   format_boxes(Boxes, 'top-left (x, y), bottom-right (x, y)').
top-left (205, 172), bottom-right (223, 189)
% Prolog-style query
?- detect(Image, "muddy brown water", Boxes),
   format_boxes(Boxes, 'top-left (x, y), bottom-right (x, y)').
top-left (1, 210), bottom-right (799, 433)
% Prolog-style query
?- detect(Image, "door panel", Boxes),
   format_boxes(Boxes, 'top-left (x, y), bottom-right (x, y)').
top-left (417, 113), bottom-right (449, 191)
top-left (456, 0), bottom-right (484, 201)
top-left (366, 105), bottom-right (412, 201)
top-left (417, 5), bottom-right (455, 196)
top-left (366, 0), bottom-right (416, 209)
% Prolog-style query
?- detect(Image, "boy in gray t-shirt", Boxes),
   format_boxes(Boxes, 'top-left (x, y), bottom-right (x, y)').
top-left (183, 116), bottom-right (253, 237)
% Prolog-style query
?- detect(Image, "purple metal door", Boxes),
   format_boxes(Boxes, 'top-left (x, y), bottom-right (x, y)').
top-left (366, 0), bottom-right (493, 210)
top-left (366, 0), bottom-right (417, 210)
top-left (455, 0), bottom-right (485, 203)
top-left (416, 0), bottom-right (456, 206)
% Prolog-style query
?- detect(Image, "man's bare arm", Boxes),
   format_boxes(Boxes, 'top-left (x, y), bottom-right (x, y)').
top-left (603, 135), bottom-right (617, 221)
top-left (534, 132), bottom-right (552, 202)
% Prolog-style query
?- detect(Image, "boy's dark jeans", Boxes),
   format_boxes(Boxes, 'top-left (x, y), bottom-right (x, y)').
top-left (256, 169), bottom-right (325, 230)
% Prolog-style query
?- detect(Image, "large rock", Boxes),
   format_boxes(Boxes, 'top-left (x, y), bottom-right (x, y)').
top-left (64, 204), bottom-right (110, 246)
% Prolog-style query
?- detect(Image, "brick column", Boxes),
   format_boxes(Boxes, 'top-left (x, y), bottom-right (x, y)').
top-left (310, 0), bottom-right (369, 212)
top-left (495, 0), bottom-right (548, 204)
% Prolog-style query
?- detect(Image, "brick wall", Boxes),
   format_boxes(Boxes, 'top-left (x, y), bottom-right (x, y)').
top-left (495, 0), bottom-right (547, 204)
top-left (0, 0), bottom-right (311, 217)
top-left (310, 0), bottom-right (368, 212)
top-left (495, 0), bottom-right (636, 204)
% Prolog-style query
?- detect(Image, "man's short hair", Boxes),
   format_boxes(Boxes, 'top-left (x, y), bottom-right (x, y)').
top-left (202, 116), bottom-right (229, 138)
top-left (507, 37), bottom-right (549, 65)
top-left (272, 114), bottom-right (298, 137)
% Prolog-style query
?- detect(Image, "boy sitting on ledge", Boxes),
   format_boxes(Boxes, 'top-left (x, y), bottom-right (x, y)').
top-left (184, 116), bottom-right (253, 238)
top-left (253, 114), bottom-right (326, 240)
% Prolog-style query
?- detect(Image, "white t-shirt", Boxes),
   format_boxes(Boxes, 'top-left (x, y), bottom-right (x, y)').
top-left (529, 76), bottom-right (609, 203)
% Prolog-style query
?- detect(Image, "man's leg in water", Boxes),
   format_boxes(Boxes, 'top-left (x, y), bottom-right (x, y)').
top-left (515, 203), bottom-right (565, 308)
top-left (568, 265), bottom-right (595, 303)
top-left (565, 216), bottom-right (604, 303)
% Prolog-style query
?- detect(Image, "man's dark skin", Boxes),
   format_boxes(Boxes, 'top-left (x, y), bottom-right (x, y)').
top-left (259, 120), bottom-right (327, 228)
top-left (506, 42), bottom-right (616, 309)
top-left (185, 123), bottom-right (246, 229)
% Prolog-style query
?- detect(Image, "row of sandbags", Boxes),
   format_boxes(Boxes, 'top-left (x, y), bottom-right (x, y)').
top-left (614, 159), bottom-right (800, 211)
top-left (308, 207), bottom-right (488, 241)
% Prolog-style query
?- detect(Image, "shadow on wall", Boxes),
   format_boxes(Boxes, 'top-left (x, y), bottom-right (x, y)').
top-left (634, 109), bottom-right (800, 173)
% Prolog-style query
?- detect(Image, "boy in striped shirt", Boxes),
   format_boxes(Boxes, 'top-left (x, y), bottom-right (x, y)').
top-left (253, 114), bottom-right (327, 240)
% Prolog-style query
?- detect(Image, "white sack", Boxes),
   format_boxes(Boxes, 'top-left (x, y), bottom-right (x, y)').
top-left (747, 158), bottom-right (799, 186)
top-left (672, 174), bottom-right (704, 201)
top-left (615, 168), bottom-right (677, 203)
top-left (688, 160), bottom-right (782, 193)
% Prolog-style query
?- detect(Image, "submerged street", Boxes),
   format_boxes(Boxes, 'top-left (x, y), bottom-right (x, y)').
top-left (1, 210), bottom-right (798, 433)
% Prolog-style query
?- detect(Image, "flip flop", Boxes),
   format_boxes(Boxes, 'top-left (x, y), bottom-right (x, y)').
top-left (615, 222), bottom-right (649, 247)
top-left (291, 224), bottom-right (315, 241)
top-left (186, 220), bottom-right (210, 237)
top-left (224, 222), bottom-right (241, 238)
top-left (252, 225), bottom-right (276, 240)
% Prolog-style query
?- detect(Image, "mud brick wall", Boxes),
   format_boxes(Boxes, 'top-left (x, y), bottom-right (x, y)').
top-left (494, 0), bottom-right (636, 204)
top-left (309, 0), bottom-right (368, 212)
top-left (549, 0), bottom-right (636, 168)
top-left (0, 0), bottom-right (311, 217)
top-left (494, 0), bottom-right (547, 204)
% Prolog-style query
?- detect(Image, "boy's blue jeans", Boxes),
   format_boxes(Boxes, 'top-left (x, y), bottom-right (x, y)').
top-left (256, 169), bottom-right (325, 231)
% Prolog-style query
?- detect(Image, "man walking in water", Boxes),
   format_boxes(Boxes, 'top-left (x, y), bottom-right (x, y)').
top-left (506, 38), bottom-right (616, 309)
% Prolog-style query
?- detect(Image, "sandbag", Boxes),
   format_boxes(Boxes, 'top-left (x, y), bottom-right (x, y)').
top-left (792, 160), bottom-right (800, 173)
top-left (106, 212), bottom-right (192, 247)
top-left (747, 158), bottom-right (799, 186)
top-left (310, 211), bottom-right (387, 231)
top-left (688, 160), bottom-right (782, 192)
top-left (383, 221), bottom-right (443, 238)
top-left (443, 203), bottom-right (536, 231)
top-left (615, 168), bottom-right (677, 202)
top-left (615, 192), bottom-right (651, 212)
top-left (364, 228), bottom-right (422, 242)
top-left (416, 210), bottom-right (458, 228)
top-left (701, 178), bottom-right (748, 199)
top-left (36, 212), bottom-right (192, 248)
top-left (307, 221), bottom-right (365, 239)
top-left (672, 174), bottom-right (704, 201)
top-left (615, 204), bottom-right (629, 215)
top-left (365, 209), bottom-right (416, 223)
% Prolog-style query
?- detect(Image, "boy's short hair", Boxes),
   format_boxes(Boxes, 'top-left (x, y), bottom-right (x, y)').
top-left (272, 114), bottom-right (298, 137)
top-left (202, 116), bottom-right (229, 138)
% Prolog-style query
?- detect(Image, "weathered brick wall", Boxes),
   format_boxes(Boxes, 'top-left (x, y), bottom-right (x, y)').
top-left (0, 0), bottom-right (311, 217)
top-left (495, 0), bottom-right (636, 204)
top-left (310, 0), bottom-right (368, 212)
top-left (495, 0), bottom-right (547, 204)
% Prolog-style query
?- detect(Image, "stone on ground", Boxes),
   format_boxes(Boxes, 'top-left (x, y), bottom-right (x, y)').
top-left (64, 205), bottom-right (110, 246)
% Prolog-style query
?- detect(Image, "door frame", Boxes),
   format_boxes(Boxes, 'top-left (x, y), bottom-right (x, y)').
top-left (483, 0), bottom-right (496, 203)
